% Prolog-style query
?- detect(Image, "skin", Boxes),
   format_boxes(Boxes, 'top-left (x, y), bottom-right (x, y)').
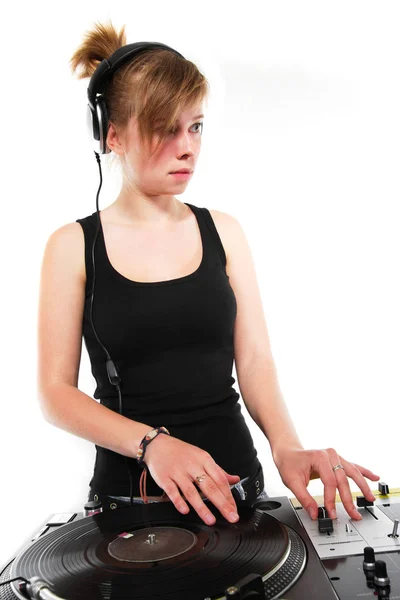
top-left (104, 104), bottom-right (204, 225)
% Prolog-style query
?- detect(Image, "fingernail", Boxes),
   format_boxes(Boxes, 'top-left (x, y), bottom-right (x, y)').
top-left (332, 509), bottom-right (337, 519)
top-left (229, 512), bottom-right (239, 522)
top-left (308, 508), bottom-right (314, 520)
top-left (206, 514), bottom-right (215, 525)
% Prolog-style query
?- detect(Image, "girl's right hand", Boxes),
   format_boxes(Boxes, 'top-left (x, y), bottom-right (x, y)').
top-left (143, 434), bottom-right (241, 526)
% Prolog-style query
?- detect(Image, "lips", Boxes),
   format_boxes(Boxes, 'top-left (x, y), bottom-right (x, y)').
top-left (170, 169), bottom-right (192, 174)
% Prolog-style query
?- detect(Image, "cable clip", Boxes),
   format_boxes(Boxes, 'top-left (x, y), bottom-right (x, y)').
top-left (106, 358), bottom-right (121, 386)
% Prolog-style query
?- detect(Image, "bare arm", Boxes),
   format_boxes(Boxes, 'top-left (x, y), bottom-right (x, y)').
top-left (37, 222), bottom-right (152, 458)
top-left (40, 383), bottom-right (152, 457)
top-left (210, 209), bottom-right (303, 457)
top-left (215, 208), bottom-right (379, 520)
top-left (235, 355), bottom-right (303, 461)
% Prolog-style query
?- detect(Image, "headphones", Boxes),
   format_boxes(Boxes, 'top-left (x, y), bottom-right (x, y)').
top-left (86, 41), bottom-right (185, 504)
top-left (86, 41), bottom-right (185, 154)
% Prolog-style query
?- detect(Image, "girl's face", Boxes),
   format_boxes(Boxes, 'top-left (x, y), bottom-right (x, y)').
top-left (108, 105), bottom-right (204, 196)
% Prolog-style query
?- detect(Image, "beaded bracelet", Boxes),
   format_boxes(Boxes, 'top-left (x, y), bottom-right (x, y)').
top-left (136, 426), bottom-right (170, 466)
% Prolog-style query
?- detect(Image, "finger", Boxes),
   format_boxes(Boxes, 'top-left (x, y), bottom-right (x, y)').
top-left (341, 459), bottom-right (378, 503)
top-left (351, 463), bottom-right (380, 483)
top-left (213, 467), bottom-right (240, 507)
top-left (325, 450), bottom-right (363, 520)
top-left (161, 479), bottom-right (190, 515)
top-left (331, 462), bottom-right (362, 521)
top-left (205, 463), bottom-right (239, 508)
top-left (175, 477), bottom-right (219, 526)
top-left (318, 453), bottom-right (341, 519)
top-left (286, 476), bottom-right (319, 519)
top-left (220, 468), bottom-right (241, 482)
top-left (192, 472), bottom-right (239, 524)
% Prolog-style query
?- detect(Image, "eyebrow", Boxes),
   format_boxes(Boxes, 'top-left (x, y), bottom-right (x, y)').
top-left (154, 114), bottom-right (204, 128)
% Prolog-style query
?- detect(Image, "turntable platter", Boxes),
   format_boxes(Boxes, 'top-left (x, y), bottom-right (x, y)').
top-left (6, 503), bottom-right (306, 600)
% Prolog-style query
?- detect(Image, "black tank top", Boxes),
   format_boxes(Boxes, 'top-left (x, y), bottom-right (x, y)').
top-left (76, 202), bottom-right (258, 495)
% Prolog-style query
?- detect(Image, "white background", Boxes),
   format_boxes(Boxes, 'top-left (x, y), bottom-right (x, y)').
top-left (1, 0), bottom-right (399, 568)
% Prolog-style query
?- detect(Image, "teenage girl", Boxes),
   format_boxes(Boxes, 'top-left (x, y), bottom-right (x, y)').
top-left (37, 20), bottom-right (379, 526)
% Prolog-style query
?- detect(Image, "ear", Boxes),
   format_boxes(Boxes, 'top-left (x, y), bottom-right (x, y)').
top-left (106, 121), bottom-right (125, 156)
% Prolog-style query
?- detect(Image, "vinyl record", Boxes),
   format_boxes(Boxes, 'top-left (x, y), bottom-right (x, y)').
top-left (8, 502), bottom-right (306, 600)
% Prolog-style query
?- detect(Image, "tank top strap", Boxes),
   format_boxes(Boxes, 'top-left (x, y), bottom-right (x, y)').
top-left (76, 212), bottom-right (100, 296)
top-left (185, 203), bottom-right (227, 270)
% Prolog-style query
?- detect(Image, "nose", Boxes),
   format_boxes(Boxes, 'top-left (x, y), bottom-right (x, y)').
top-left (175, 128), bottom-right (197, 157)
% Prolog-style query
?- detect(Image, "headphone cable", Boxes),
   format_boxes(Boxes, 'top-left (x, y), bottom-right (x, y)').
top-left (90, 150), bottom-right (134, 506)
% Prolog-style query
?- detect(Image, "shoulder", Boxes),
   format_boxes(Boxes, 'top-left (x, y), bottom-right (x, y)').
top-left (43, 221), bottom-right (86, 283)
top-left (45, 221), bottom-right (85, 251)
top-left (208, 208), bottom-right (246, 266)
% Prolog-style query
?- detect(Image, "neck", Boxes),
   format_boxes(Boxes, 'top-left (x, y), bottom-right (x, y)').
top-left (107, 190), bottom-right (184, 227)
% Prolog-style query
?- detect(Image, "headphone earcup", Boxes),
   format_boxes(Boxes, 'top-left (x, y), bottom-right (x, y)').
top-left (95, 96), bottom-right (110, 154)
top-left (86, 103), bottom-right (99, 151)
top-left (86, 95), bottom-right (110, 154)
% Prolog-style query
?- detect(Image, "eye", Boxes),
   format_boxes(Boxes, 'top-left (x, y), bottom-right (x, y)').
top-left (170, 121), bottom-right (203, 135)
top-left (192, 122), bottom-right (204, 134)
top-left (155, 122), bottom-right (204, 137)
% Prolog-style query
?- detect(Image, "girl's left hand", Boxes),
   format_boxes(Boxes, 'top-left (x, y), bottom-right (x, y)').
top-left (273, 447), bottom-right (380, 520)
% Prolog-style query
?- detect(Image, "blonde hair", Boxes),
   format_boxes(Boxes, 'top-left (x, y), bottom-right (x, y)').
top-left (70, 20), bottom-right (209, 164)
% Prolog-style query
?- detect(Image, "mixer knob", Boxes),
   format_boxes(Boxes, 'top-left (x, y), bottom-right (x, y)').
top-left (363, 546), bottom-right (375, 572)
top-left (374, 560), bottom-right (390, 588)
top-left (362, 546), bottom-right (376, 588)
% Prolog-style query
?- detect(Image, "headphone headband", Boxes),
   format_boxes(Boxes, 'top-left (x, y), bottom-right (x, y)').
top-left (87, 42), bottom-right (185, 109)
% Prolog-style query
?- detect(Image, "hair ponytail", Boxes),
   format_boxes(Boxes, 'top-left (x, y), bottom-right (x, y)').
top-left (69, 19), bottom-right (126, 80)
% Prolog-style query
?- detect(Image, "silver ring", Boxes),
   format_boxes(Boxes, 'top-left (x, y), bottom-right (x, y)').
top-left (195, 474), bottom-right (208, 484)
top-left (332, 464), bottom-right (345, 473)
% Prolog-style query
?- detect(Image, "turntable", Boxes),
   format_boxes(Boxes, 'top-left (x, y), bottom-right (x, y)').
top-left (1, 484), bottom-right (400, 599)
